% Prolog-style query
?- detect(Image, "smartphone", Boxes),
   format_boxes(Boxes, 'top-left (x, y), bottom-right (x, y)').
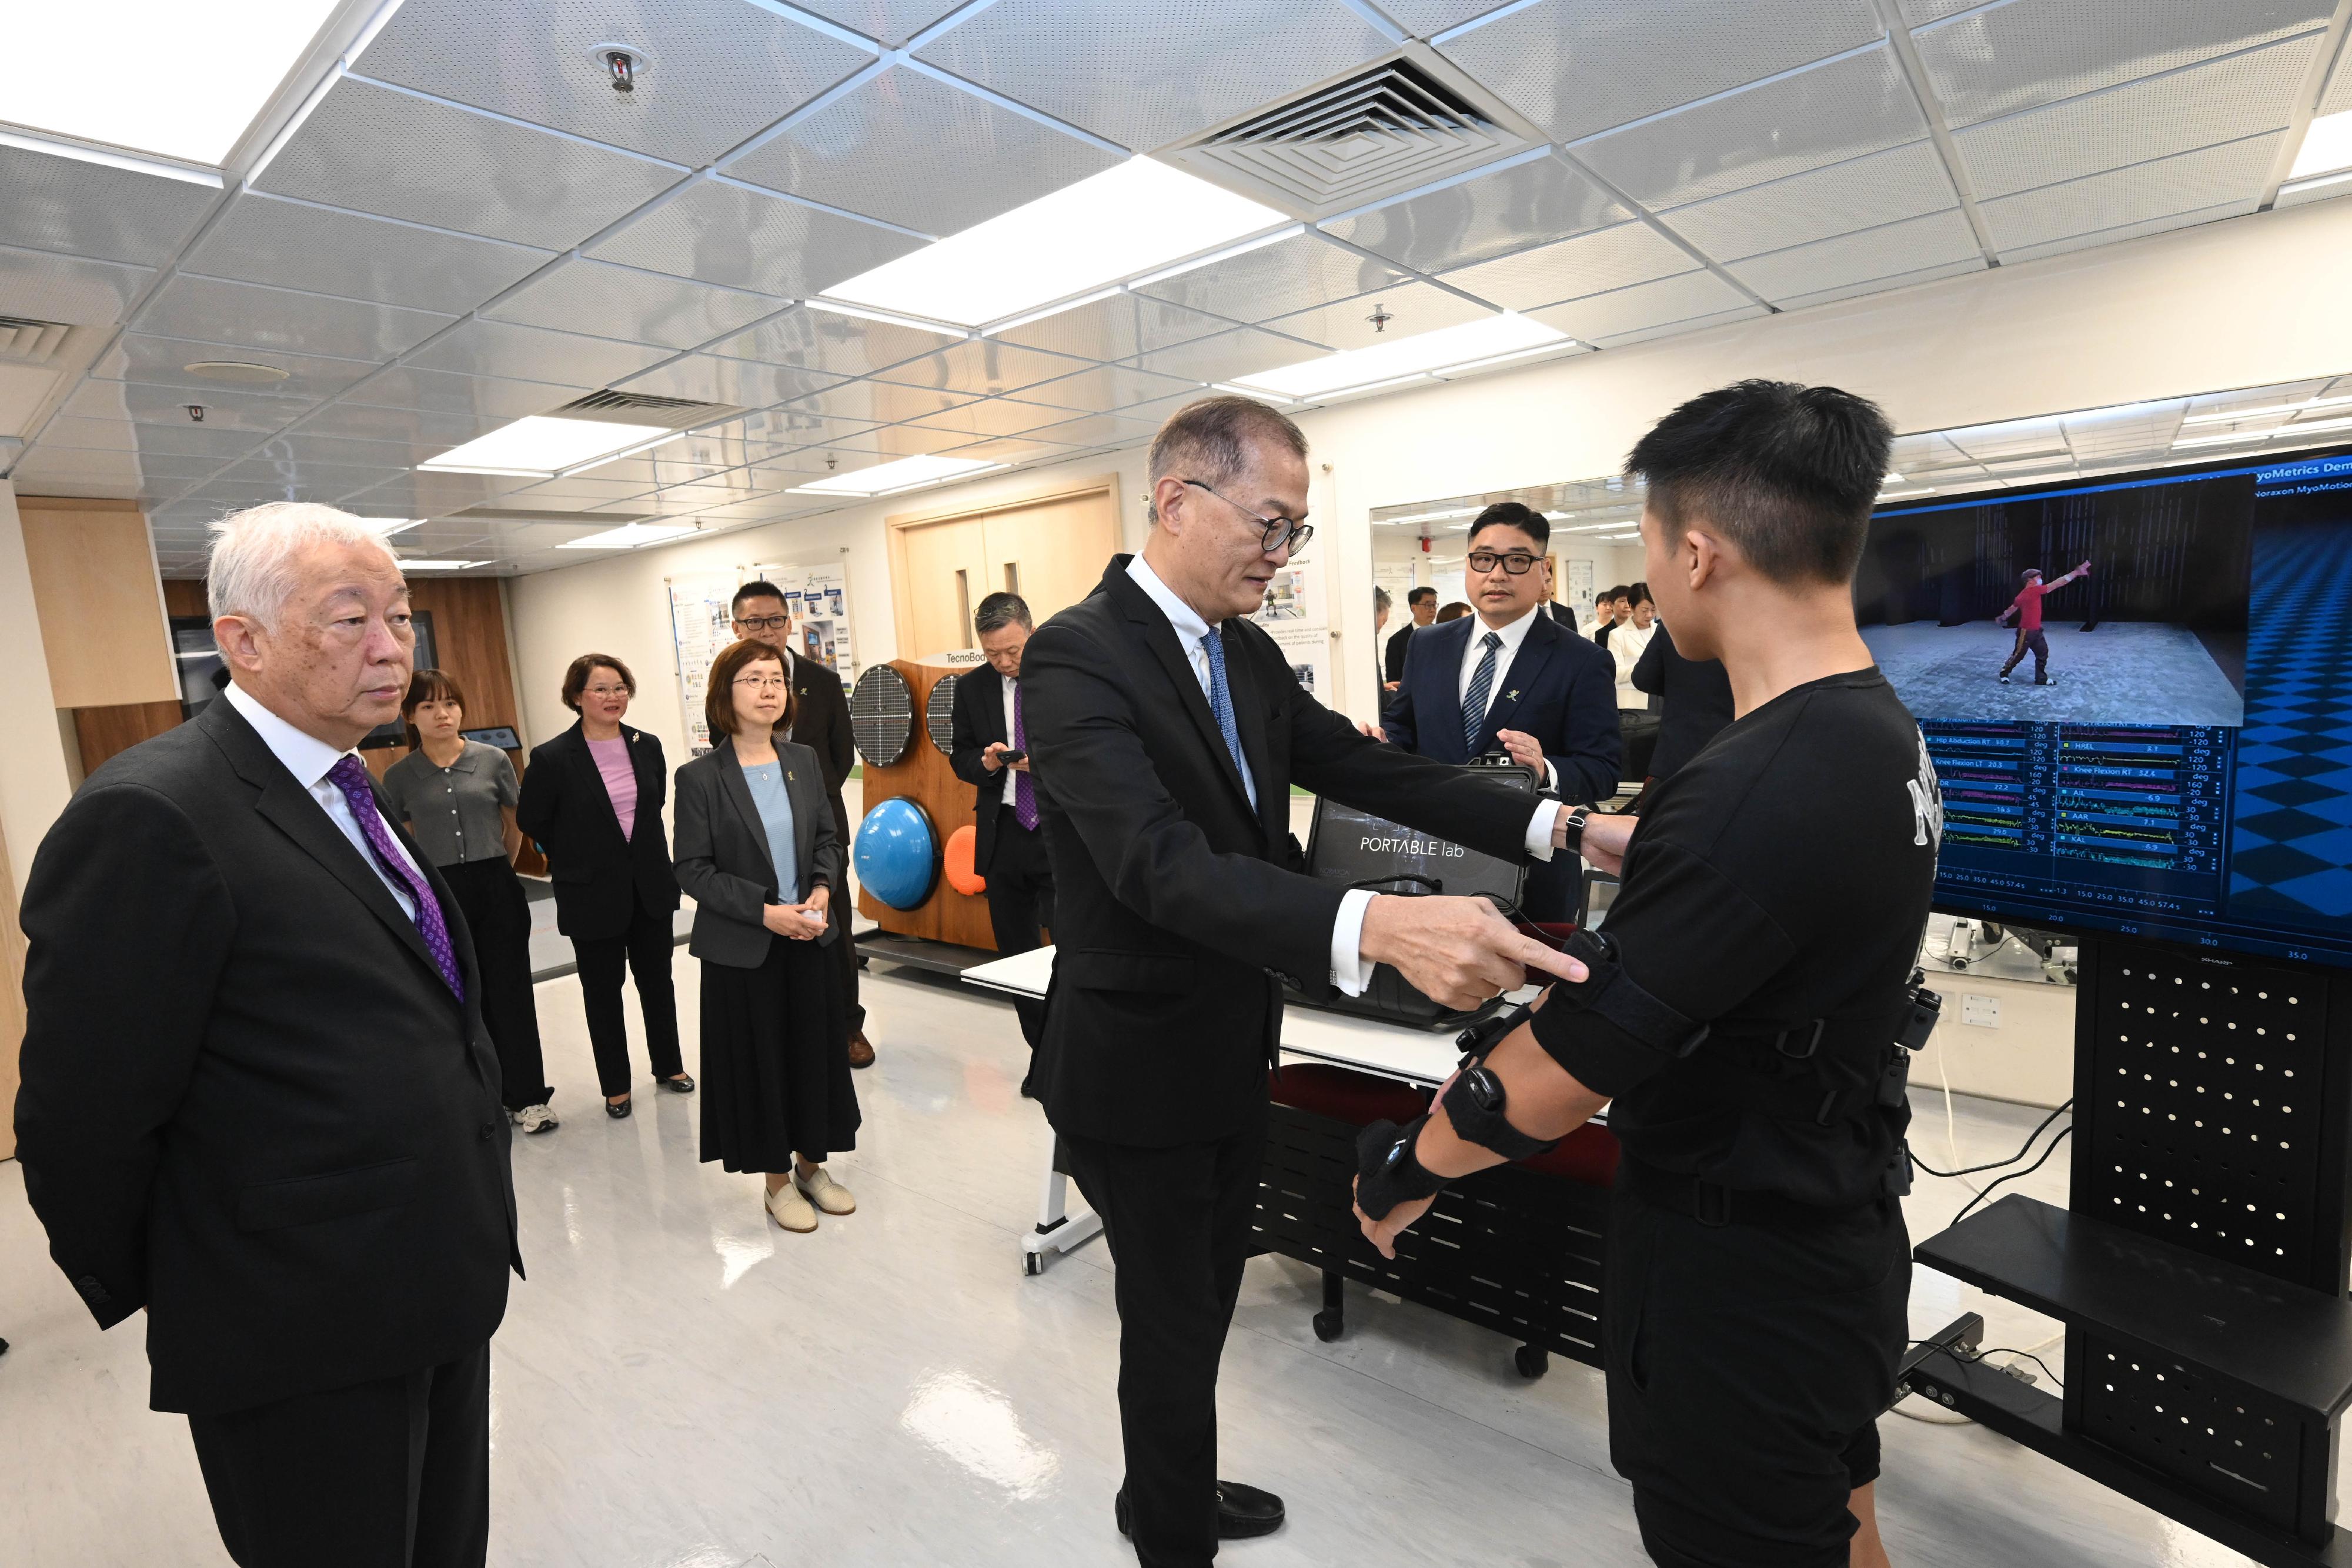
top-left (997, 748), bottom-right (1027, 764)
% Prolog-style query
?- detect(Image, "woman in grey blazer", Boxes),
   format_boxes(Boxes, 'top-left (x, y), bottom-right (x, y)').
top-left (673, 639), bottom-right (860, 1234)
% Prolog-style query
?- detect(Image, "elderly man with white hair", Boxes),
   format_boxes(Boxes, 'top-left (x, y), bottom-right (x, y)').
top-left (13, 502), bottom-right (521, 1568)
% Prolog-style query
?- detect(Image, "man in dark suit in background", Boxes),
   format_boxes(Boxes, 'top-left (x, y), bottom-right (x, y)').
top-left (1382, 501), bottom-right (1621, 922)
top-left (732, 581), bottom-right (873, 1068)
top-left (1629, 618), bottom-right (1736, 784)
top-left (14, 502), bottom-right (520, 1568)
top-left (948, 591), bottom-right (1054, 1089)
top-left (1383, 583), bottom-right (1435, 686)
top-left (1023, 397), bottom-right (1587, 1567)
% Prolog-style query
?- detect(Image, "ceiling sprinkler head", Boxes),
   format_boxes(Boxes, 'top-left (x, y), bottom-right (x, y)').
top-left (186, 404), bottom-right (205, 423)
top-left (826, 456), bottom-right (838, 471)
top-left (589, 43), bottom-right (648, 95)
top-left (1367, 302), bottom-right (1395, 334)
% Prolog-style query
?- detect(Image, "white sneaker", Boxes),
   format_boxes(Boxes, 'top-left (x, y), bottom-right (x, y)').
top-left (794, 1166), bottom-right (856, 1215)
top-left (765, 1182), bottom-right (817, 1233)
top-left (512, 1103), bottom-right (559, 1134)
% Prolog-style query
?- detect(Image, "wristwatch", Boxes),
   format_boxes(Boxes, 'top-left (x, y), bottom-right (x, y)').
top-left (1556, 805), bottom-right (1591, 855)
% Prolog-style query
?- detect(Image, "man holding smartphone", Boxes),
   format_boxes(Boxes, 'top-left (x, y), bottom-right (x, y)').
top-left (948, 591), bottom-right (1054, 1087)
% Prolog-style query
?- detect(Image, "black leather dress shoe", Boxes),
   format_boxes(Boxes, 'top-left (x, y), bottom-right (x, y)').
top-left (1115, 1481), bottom-right (1285, 1541)
top-left (659, 1073), bottom-right (695, 1094)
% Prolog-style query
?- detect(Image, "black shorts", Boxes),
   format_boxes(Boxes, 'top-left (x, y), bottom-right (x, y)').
top-left (1603, 1181), bottom-right (1910, 1567)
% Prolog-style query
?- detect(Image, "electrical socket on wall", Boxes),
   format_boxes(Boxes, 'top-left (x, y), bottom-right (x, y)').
top-left (1963, 994), bottom-right (2000, 1028)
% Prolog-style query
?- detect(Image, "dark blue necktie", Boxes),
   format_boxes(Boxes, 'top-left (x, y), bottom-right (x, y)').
top-left (1198, 630), bottom-right (1257, 811)
top-left (1462, 630), bottom-right (1502, 754)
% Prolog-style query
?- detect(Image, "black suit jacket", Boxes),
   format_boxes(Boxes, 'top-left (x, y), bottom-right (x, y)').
top-left (1380, 611), bottom-right (1620, 920)
top-left (514, 719), bottom-right (680, 940)
top-left (1382, 623), bottom-right (1417, 683)
top-left (1629, 623), bottom-right (1736, 780)
top-left (781, 653), bottom-right (856, 840)
top-left (1022, 556), bottom-right (1540, 1147)
top-left (947, 664), bottom-right (1031, 874)
top-left (673, 737), bottom-right (842, 968)
top-left (12, 697), bottom-right (519, 1416)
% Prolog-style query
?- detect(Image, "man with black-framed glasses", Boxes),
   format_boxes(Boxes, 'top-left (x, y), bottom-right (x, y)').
top-left (1022, 397), bottom-right (1588, 1568)
top-left (1380, 500), bottom-right (1622, 921)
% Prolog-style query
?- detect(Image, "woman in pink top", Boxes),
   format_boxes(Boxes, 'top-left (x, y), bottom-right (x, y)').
top-left (515, 654), bottom-right (687, 1118)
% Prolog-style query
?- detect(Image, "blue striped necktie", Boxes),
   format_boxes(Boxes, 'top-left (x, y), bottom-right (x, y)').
top-left (1198, 630), bottom-right (1257, 811)
top-left (1462, 630), bottom-right (1503, 754)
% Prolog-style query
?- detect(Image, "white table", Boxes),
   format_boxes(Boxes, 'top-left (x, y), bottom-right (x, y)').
top-left (963, 945), bottom-right (1512, 1273)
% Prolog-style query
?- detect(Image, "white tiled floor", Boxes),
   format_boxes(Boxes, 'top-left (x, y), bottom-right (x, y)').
top-left (0, 961), bottom-right (2292, 1567)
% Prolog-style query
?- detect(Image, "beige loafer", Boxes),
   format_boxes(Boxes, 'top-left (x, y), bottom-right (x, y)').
top-left (764, 1181), bottom-right (817, 1233)
top-left (794, 1166), bottom-right (856, 1215)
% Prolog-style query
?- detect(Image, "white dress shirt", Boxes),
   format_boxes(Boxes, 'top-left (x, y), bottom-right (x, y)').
top-left (1611, 618), bottom-right (1658, 708)
top-left (997, 670), bottom-right (1023, 814)
top-left (224, 680), bottom-right (425, 919)
top-left (1125, 557), bottom-right (1558, 998)
top-left (1455, 604), bottom-right (1562, 791)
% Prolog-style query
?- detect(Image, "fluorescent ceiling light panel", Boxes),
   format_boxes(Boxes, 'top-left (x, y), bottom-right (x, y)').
top-left (1877, 487), bottom-right (1938, 500)
top-left (789, 453), bottom-right (1000, 496)
top-left (1232, 314), bottom-right (1569, 400)
top-left (2270, 414), bottom-right (2352, 438)
top-left (556, 522), bottom-right (699, 550)
top-left (823, 158), bottom-right (1288, 329)
top-left (1434, 342), bottom-right (1582, 377)
top-left (2290, 109), bottom-right (2352, 180)
top-left (2183, 394), bottom-right (2352, 424)
top-left (420, 417), bottom-right (673, 478)
top-left (1125, 225), bottom-right (1304, 289)
top-left (805, 300), bottom-right (969, 336)
top-left (359, 518), bottom-right (425, 535)
top-left (4, 0), bottom-right (349, 164)
top-left (2281, 168), bottom-right (2352, 199)
top-left (2171, 429), bottom-right (2261, 449)
top-left (1211, 382), bottom-right (1289, 402)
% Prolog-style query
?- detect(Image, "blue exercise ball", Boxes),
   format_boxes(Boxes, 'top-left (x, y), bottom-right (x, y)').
top-left (854, 797), bottom-right (938, 911)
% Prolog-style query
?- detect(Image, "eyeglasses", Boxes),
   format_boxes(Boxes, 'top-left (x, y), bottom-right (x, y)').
top-left (1466, 550), bottom-right (1540, 576)
top-left (583, 684), bottom-right (631, 699)
top-left (1181, 478), bottom-right (1314, 556)
top-left (735, 614), bottom-right (790, 633)
top-left (733, 676), bottom-right (790, 692)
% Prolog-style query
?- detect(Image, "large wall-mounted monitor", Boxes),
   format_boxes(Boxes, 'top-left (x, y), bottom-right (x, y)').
top-left (1860, 447), bottom-right (2352, 968)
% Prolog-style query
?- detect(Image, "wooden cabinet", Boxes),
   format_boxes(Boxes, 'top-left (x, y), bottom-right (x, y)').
top-left (16, 497), bottom-right (178, 710)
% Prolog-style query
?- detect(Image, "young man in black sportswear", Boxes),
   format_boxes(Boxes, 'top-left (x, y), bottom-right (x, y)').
top-left (1355, 379), bottom-right (1942, 1568)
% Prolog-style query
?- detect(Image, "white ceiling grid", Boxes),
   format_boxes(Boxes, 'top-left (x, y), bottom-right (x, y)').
top-left (0, 0), bottom-right (2341, 576)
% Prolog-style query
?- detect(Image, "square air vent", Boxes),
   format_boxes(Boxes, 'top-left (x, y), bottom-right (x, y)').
top-left (557, 389), bottom-right (739, 428)
top-left (1165, 55), bottom-right (1536, 220)
top-left (0, 315), bottom-right (72, 366)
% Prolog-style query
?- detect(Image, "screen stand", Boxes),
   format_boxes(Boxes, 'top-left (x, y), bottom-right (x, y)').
top-left (1911, 934), bottom-right (2352, 1564)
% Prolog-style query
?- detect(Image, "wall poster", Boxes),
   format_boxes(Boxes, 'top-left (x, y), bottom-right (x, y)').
top-left (1250, 536), bottom-right (1334, 706)
top-left (667, 556), bottom-right (857, 755)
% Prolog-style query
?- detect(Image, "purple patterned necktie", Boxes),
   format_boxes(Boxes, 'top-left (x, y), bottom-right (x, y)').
top-left (326, 755), bottom-right (466, 1000)
top-left (1011, 680), bottom-right (1038, 832)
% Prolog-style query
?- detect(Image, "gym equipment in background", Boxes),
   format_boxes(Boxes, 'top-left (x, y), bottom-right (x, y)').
top-left (849, 654), bottom-right (996, 956)
top-left (853, 797), bottom-right (938, 911)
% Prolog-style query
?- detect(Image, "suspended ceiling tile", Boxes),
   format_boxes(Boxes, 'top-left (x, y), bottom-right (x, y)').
top-left (0, 139), bottom-right (218, 266)
top-left (585, 178), bottom-right (926, 299)
top-left (1977, 133), bottom-right (2283, 253)
top-left (1576, 45), bottom-right (1927, 212)
top-left (291, 402), bottom-right (511, 447)
top-left (1438, 0), bottom-right (1886, 144)
top-left (353, 0), bottom-right (874, 168)
top-left (990, 293), bottom-right (1232, 361)
top-left (1950, 33), bottom-right (2321, 200)
top-left (209, 456), bottom-right (411, 499)
top-left (338, 366), bottom-right (590, 419)
top-left (2324, 39), bottom-right (2352, 114)
top-left (344, 472), bottom-right (543, 516)
top-left (251, 77), bottom-right (686, 251)
top-left (941, 435), bottom-right (1078, 465)
top-left (902, 397), bottom-right (1078, 439)
top-left (1911, 0), bottom-right (2334, 129)
top-left (706, 404), bottom-right (886, 452)
top-left (502, 477), bottom-right (659, 504)
top-left (774, 380), bottom-right (977, 424)
top-left (1897, 0), bottom-right (1982, 21)
top-left (1994, 197), bottom-right (2258, 263)
top-left (1525, 269), bottom-right (1755, 343)
top-left (65, 377), bottom-right (311, 432)
top-left (1588, 303), bottom-right (1768, 350)
top-left (137, 275), bottom-right (453, 363)
top-left (97, 419), bottom-right (269, 460)
top-left (707, 305), bottom-right (961, 377)
top-left (30, 415), bottom-right (141, 452)
top-left (406, 319), bottom-right (674, 386)
top-left (822, 424), bottom-right (975, 459)
top-left (1725, 209), bottom-right (1982, 303)
top-left (1320, 152), bottom-right (1628, 276)
top-left (1768, 257), bottom-right (1986, 312)
top-left (483, 258), bottom-right (784, 351)
top-left (242, 430), bottom-right (467, 470)
top-left (1658, 141), bottom-right (1959, 262)
top-left (911, 0), bottom-right (1393, 152)
top-left (1014, 410), bottom-right (1162, 448)
top-left (612, 353), bottom-right (847, 406)
top-left (1379, 0), bottom-right (1518, 34)
top-left (751, 445), bottom-right (898, 477)
top-left (92, 335), bottom-right (380, 402)
top-left (176, 193), bottom-right (553, 319)
top-left (1259, 280), bottom-right (1492, 349)
top-left (11, 446), bottom-right (154, 485)
top-left (1130, 232), bottom-right (1409, 322)
top-left (724, 65), bottom-right (1121, 236)
top-left (868, 338), bottom-right (1095, 396)
top-left (1130, 325), bottom-right (1328, 383)
top-left (1439, 222), bottom-right (1695, 312)
top-left (0, 242), bottom-right (154, 326)
top-left (1017, 363), bottom-right (1205, 414)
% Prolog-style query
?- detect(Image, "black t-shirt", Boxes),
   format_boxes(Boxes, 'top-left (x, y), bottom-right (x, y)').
top-left (1536, 667), bottom-right (1942, 1206)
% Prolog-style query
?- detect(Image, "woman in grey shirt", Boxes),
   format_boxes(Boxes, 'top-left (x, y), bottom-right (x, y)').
top-left (672, 639), bottom-right (858, 1234)
top-left (383, 670), bottom-right (555, 1133)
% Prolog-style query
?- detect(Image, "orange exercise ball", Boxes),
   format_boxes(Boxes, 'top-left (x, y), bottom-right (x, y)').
top-left (943, 823), bottom-right (986, 896)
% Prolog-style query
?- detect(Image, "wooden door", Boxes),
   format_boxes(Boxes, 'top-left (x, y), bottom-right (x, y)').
top-left (889, 479), bottom-right (1120, 653)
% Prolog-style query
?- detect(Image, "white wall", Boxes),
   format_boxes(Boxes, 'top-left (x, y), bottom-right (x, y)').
top-left (512, 195), bottom-right (2352, 745)
top-left (0, 479), bottom-right (75, 900)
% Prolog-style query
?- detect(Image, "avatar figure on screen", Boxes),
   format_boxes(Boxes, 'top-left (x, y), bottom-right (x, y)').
top-left (1994, 559), bottom-right (2092, 686)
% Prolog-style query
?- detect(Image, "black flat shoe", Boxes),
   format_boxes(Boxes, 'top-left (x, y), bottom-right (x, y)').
top-left (1115, 1481), bottom-right (1285, 1542)
top-left (658, 1074), bottom-right (695, 1094)
top-left (606, 1096), bottom-right (632, 1119)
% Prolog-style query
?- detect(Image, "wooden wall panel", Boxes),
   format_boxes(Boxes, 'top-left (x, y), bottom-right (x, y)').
top-left (75, 700), bottom-right (188, 777)
top-left (162, 579), bottom-right (209, 617)
top-left (17, 497), bottom-right (178, 708)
